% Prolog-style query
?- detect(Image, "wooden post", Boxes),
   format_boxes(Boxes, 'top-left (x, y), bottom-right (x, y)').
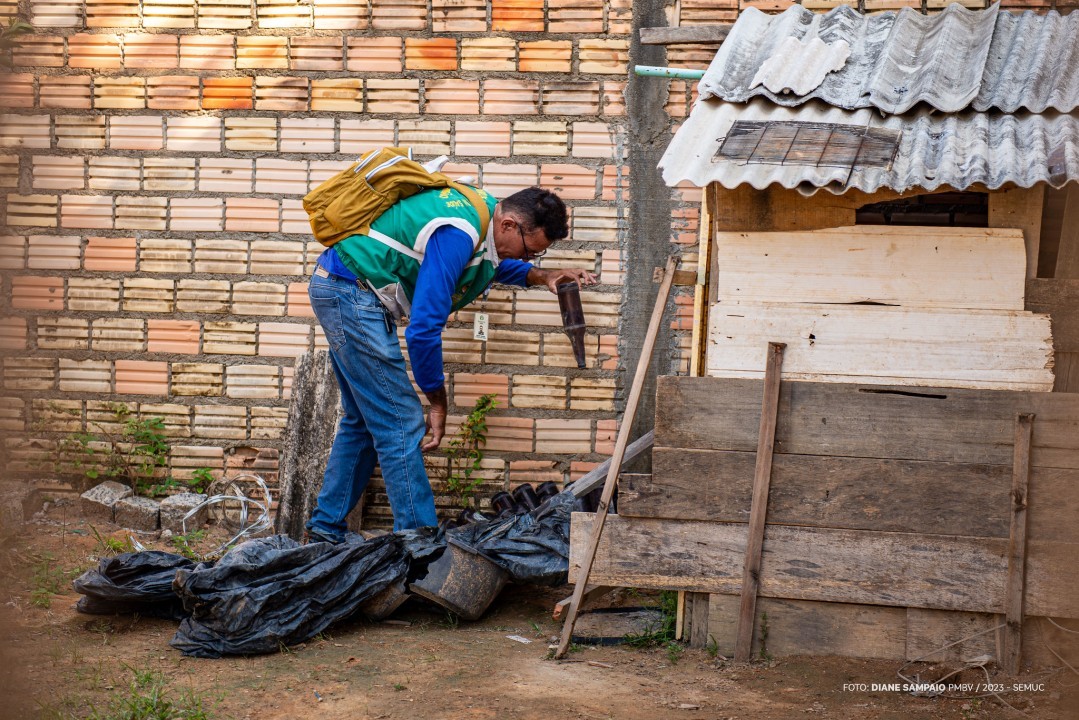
top-left (1003, 412), bottom-right (1035, 675)
top-left (555, 255), bottom-right (680, 660)
top-left (734, 342), bottom-right (786, 662)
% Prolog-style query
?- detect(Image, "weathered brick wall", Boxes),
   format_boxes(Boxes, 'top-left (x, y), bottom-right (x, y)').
top-left (0, 0), bottom-right (704, 527)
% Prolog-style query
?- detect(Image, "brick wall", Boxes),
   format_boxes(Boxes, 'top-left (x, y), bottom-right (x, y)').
top-left (4, 0), bottom-right (1055, 526)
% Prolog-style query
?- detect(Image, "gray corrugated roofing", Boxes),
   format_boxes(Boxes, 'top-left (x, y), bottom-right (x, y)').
top-left (699, 2), bottom-right (1079, 114)
top-left (659, 98), bottom-right (1079, 194)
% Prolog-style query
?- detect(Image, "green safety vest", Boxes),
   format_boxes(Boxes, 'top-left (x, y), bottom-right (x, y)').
top-left (334, 186), bottom-right (500, 322)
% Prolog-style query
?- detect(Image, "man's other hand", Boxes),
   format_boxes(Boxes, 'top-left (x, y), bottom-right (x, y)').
top-left (527, 267), bottom-right (599, 293)
top-left (422, 386), bottom-right (448, 451)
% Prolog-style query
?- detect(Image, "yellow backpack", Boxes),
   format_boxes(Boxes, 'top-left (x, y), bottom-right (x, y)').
top-left (302, 146), bottom-right (491, 247)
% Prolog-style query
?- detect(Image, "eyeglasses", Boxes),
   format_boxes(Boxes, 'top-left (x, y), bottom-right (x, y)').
top-left (517, 223), bottom-right (547, 262)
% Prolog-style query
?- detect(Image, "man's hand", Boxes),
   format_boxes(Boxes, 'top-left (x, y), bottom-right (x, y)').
top-left (526, 267), bottom-right (599, 293)
top-left (421, 386), bottom-right (448, 451)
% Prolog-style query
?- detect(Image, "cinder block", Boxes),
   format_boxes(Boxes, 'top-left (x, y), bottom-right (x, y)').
top-left (113, 495), bottom-right (160, 531)
top-left (80, 481), bottom-right (133, 524)
top-left (159, 492), bottom-right (208, 533)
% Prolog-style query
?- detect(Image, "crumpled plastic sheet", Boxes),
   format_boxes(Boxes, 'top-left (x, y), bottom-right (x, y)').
top-left (169, 528), bottom-right (444, 658)
top-left (73, 551), bottom-right (196, 620)
top-left (448, 491), bottom-right (574, 586)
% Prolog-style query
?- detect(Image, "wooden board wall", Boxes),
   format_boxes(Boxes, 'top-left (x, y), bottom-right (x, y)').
top-left (712, 226), bottom-right (1026, 310)
top-left (705, 304), bottom-right (1053, 391)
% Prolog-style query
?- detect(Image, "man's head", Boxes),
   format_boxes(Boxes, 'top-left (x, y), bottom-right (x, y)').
top-left (492, 187), bottom-right (568, 262)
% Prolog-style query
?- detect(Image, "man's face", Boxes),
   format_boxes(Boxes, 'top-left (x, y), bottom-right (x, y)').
top-left (493, 209), bottom-right (551, 262)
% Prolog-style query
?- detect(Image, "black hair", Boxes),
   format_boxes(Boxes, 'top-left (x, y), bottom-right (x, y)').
top-left (501, 187), bottom-right (569, 242)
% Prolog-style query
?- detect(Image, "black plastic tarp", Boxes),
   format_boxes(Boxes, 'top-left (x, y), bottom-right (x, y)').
top-left (448, 491), bottom-right (573, 586)
top-left (73, 550), bottom-right (196, 620)
top-left (169, 528), bottom-right (443, 658)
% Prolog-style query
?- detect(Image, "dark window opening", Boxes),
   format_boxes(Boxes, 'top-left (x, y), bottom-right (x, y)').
top-left (856, 192), bottom-right (988, 227)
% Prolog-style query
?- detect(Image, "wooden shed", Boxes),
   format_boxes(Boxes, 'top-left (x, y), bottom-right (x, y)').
top-left (570, 3), bottom-right (1079, 671)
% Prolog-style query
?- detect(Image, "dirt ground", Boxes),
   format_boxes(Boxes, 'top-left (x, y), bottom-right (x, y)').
top-left (1, 502), bottom-right (1076, 720)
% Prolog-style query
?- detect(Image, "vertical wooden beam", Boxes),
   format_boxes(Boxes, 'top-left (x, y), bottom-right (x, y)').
top-left (734, 342), bottom-right (786, 662)
top-left (690, 184), bottom-right (714, 377)
top-left (989, 186), bottom-right (1045, 280)
top-left (1054, 184), bottom-right (1079, 280)
top-left (675, 591), bottom-right (686, 640)
top-left (1003, 412), bottom-right (1035, 675)
top-left (555, 256), bottom-right (680, 660)
top-left (686, 592), bottom-right (711, 649)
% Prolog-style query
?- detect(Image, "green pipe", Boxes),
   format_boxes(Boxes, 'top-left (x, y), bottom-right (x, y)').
top-left (633, 65), bottom-right (706, 79)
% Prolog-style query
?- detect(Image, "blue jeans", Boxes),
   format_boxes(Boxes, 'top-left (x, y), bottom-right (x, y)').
top-left (305, 271), bottom-right (438, 538)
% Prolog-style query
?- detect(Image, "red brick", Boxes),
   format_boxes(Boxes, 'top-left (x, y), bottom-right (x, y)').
top-left (547, 0), bottom-right (604, 33)
top-left (540, 164), bottom-right (597, 200)
top-left (199, 158), bottom-right (254, 193)
top-left (202, 76), bottom-right (254, 110)
top-left (123, 33), bottom-right (179, 69)
top-left (289, 35), bottom-right (344, 71)
top-left (492, 0), bottom-right (544, 31)
top-left (405, 37), bottom-right (457, 71)
top-left (542, 81), bottom-right (601, 116)
top-left (461, 37), bottom-right (515, 71)
top-left (179, 34), bottom-right (236, 70)
top-left (287, 282), bottom-right (313, 317)
top-left (68, 33), bottom-right (123, 69)
top-left (432, 0), bottom-right (486, 32)
top-left (146, 75), bottom-right (199, 111)
top-left (371, 0), bottom-right (427, 30)
top-left (94, 76), bottom-right (148, 110)
top-left (367, 79), bottom-right (419, 114)
top-left (601, 164), bottom-right (630, 201)
top-left (455, 121), bottom-right (511, 157)
top-left (579, 39), bottom-right (629, 74)
top-left (424, 79), bottom-right (479, 115)
top-left (237, 35), bottom-right (288, 69)
top-left (310, 78), bottom-right (363, 112)
top-left (115, 360), bottom-right (169, 395)
top-left (12, 276), bottom-right (64, 310)
top-left (0, 74), bottom-right (33, 109)
top-left (225, 197), bottom-right (280, 233)
top-left (60, 194), bottom-right (113, 229)
top-left (453, 373), bottom-right (509, 408)
top-left (313, 0), bottom-right (370, 30)
top-left (519, 40), bottom-right (571, 73)
top-left (84, 236), bottom-right (137, 271)
top-left (40, 75), bottom-right (93, 110)
top-left (148, 319), bottom-right (200, 354)
top-left (255, 75), bottom-right (309, 111)
top-left (12, 35), bottom-right (65, 67)
top-left (346, 36), bottom-right (402, 72)
top-left (483, 79), bottom-right (539, 115)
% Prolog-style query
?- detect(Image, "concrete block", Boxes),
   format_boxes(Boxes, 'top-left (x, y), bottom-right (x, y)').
top-left (159, 492), bottom-right (208, 533)
top-left (113, 495), bottom-right (160, 531)
top-left (80, 481), bottom-right (132, 524)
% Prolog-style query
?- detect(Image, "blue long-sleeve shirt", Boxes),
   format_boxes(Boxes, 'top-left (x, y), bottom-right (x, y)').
top-left (317, 226), bottom-right (532, 393)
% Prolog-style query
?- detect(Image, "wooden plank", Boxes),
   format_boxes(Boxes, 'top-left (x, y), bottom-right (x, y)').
top-left (569, 513), bottom-right (1079, 618)
top-left (713, 226), bottom-right (1026, 311)
top-left (626, 450), bottom-right (1079, 543)
top-left (1054, 184), bottom-right (1079, 280)
top-left (629, 450), bottom-right (1011, 537)
top-left (1004, 413), bottom-right (1034, 675)
top-left (1026, 278), bottom-right (1079, 353)
top-left (640, 25), bottom-right (731, 45)
top-left (690, 185), bottom-right (714, 378)
top-left (685, 592), bottom-right (711, 649)
top-left (555, 257), bottom-right (679, 659)
top-left (710, 595), bottom-right (907, 660)
top-left (736, 342), bottom-right (784, 662)
top-left (552, 585), bottom-right (614, 621)
top-left (989, 185), bottom-right (1043, 281)
top-left (906, 609), bottom-right (1063, 669)
top-left (1054, 352), bottom-right (1079, 393)
top-left (706, 303), bottom-right (1054, 391)
top-left (653, 376), bottom-right (1079, 469)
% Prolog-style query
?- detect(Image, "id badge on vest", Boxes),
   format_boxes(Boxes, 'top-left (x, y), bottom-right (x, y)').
top-left (473, 288), bottom-right (490, 341)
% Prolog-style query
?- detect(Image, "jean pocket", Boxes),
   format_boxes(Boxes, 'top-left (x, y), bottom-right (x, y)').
top-left (310, 295), bottom-right (346, 351)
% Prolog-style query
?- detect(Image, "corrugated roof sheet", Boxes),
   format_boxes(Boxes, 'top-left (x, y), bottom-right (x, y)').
top-left (699, 2), bottom-right (1079, 114)
top-left (659, 98), bottom-right (1079, 194)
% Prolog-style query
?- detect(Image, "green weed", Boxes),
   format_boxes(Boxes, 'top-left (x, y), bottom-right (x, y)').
top-left (31, 553), bottom-right (65, 608)
top-left (171, 529), bottom-right (208, 560)
top-left (83, 666), bottom-right (215, 720)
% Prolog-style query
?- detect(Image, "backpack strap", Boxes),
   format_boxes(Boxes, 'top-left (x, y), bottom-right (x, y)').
top-left (449, 182), bottom-right (492, 243)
